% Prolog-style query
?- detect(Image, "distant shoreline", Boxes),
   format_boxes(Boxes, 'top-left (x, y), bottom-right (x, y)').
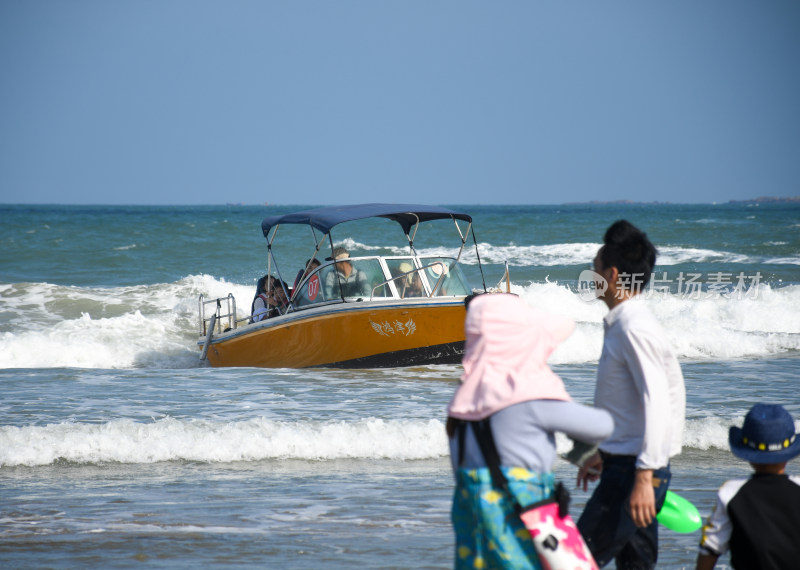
top-left (566, 196), bottom-right (800, 205)
top-left (725, 196), bottom-right (800, 204)
top-left (2, 197), bottom-right (799, 207)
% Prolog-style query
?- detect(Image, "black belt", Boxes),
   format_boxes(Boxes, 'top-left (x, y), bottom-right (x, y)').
top-left (599, 450), bottom-right (637, 460)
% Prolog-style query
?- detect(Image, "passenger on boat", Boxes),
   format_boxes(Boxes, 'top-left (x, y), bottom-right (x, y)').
top-left (324, 247), bottom-right (370, 298)
top-left (428, 261), bottom-right (450, 296)
top-left (293, 258), bottom-right (321, 290)
top-left (397, 262), bottom-right (424, 298)
top-left (292, 259), bottom-right (324, 306)
top-left (251, 275), bottom-right (288, 322)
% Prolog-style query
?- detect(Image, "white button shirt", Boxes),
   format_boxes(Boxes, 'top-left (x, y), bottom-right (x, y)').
top-left (595, 297), bottom-right (686, 469)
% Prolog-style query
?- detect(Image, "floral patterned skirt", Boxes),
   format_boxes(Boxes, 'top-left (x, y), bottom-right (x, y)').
top-left (451, 467), bottom-right (555, 570)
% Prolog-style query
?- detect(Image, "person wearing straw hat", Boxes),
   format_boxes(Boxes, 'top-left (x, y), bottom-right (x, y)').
top-left (397, 261), bottom-right (424, 298)
top-left (446, 293), bottom-right (614, 569)
top-left (696, 403), bottom-right (800, 570)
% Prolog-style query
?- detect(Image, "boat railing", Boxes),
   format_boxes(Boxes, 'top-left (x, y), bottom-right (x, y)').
top-left (426, 260), bottom-right (450, 297)
top-left (369, 259), bottom-right (452, 300)
top-left (198, 293), bottom-right (238, 336)
top-left (498, 261), bottom-right (511, 293)
top-left (371, 269), bottom-right (421, 300)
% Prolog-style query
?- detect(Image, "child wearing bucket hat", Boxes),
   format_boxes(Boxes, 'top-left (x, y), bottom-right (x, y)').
top-left (696, 403), bottom-right (800, 570)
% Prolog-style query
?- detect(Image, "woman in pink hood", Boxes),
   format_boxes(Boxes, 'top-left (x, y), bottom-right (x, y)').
top-left (447, 294), bottom-right (613, 569)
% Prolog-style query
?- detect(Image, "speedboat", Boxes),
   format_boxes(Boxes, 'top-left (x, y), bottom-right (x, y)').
top-left (197, 203), bottom-right (507, 368)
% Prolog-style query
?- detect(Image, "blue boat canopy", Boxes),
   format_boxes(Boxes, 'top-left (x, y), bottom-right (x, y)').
top-left (261, 203), bottom-right (472, 238)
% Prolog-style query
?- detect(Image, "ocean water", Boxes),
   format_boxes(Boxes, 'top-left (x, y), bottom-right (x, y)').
top-left (1, 202), bottom-right (799, 569)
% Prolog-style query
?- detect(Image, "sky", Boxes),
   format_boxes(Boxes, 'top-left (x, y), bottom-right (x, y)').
top-left (1, 1), bottom-right (798, 206)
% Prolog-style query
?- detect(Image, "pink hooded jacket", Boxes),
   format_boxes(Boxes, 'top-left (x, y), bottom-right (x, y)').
top-left (447, 293), bottom-right (574, 421)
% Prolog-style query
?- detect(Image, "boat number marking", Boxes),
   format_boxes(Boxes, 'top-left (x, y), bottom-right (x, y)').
top-left (370, 318), bottom-right (417, 337)
top-left (308, 275), bottom-right (320, 301)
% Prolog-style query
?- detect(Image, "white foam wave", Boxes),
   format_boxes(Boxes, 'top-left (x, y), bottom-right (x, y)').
top-left (336, 237), bottom-right (390, 253)
top-left (326, 238), bottom-right (798, 268)
top-left (1, 414), bottom-right (761, 467)
top-left (1, 274), bottom-right (798, 369)
top-left (514, 281), bottom-right (800, 364)
top-left (681, 417), bottom-right (733, 451)
top-left (340, 240), bottom-right (608, 268)
top-left (0, 417), bottom-right (448, 466)
top-left (764, 256), bottom-right (800, 265)
top-left (338, 238), bottom-right (473, 261)
top-left (0, 275), bottom-right (246, 369)
top-left (476, 243), bottom-right (601, 267)
top-left (656, 246), bottom-right (751, 265)
top-left (681, 416), bottom-right (800, 452)
top-left (476, 243), bottom-right (796, 268)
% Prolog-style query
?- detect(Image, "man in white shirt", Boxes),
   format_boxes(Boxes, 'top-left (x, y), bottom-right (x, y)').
top-left (576, 220), bottom-right (686, 569)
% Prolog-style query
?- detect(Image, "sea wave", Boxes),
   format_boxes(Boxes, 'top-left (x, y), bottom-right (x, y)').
top-left (0, 417), bottom-right (446, 466)
top-left (337, 239), bottom-right (799, 267)
top-left (517, 281), bottom-right (800, 364)
top-left (0, 275), bottom-right (230, 369)
top-left (2, 414), bottom-right (780, 467)
top-left (1, 276), bottom-right (798, 369)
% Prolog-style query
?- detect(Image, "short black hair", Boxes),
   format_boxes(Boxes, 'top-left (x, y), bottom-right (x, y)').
top-left (599, 220), bottom-right (657, 290)
top-left (463, 292), bottom-right (481, 308)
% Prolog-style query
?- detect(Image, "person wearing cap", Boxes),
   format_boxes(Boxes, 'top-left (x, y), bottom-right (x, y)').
top-left (447, 293), bottom-right (614, 569)
top-left (576, 220), bottom-right (686, 569)
top-left (696, 403), bottom-right (800, 570)
top-left (323, 246), bottom-right (370, 299)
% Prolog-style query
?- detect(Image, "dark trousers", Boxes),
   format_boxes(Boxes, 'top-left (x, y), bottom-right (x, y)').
top-left (577, 454), bottom-right (671, 569)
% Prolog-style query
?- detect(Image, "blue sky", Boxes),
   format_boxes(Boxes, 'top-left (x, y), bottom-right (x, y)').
top-left (1, 1), bottom-right (798, 206)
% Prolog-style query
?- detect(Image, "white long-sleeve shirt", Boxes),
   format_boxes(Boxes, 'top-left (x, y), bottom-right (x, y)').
top-left (595, 298), bottom-right (685, 469)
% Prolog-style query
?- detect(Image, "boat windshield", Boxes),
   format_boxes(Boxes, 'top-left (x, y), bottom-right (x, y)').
top-left (293, 257), bottom-right (390, 305)
top-left (419, 257), bottom-right (471, 297)
top-left (292, 255), bottom-right (469, 308)
top-left (385, 258), bottom-right (426, 299)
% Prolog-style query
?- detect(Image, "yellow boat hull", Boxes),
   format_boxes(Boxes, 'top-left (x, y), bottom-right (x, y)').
top-left (203, 300), bottom-right (467, 368)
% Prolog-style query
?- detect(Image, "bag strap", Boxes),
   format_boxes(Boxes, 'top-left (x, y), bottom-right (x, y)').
top-left (470, 417), bottom-right (570, 518)
top-left (456, 420), bottom-right (467, 468)
top-left (471, 418), bottom-right (523, 514)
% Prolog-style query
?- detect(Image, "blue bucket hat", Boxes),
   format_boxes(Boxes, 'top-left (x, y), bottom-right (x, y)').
top-left (729, 404), bottom-right (800, 464)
